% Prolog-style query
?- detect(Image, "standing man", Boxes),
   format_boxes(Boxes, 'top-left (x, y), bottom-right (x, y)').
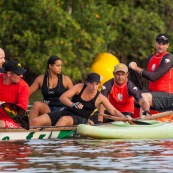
top-left (0, 48), bottom-right (5, 67)
top-left (30, 72), bottom-right (125, 127)
top-left (129, 34), bottom-right (173, 111)
top-left (98, 63), bottom-right (150, 123)
top-left (0, 60), bottom-right (30, 128)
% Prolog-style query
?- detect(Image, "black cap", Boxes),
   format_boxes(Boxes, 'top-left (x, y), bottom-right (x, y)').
top-left (86, 72), bottom-right (100, 83)
top-left (0, 60), bottom-right (26, 74)
top-left (156, 34), bottom-right (169, 44)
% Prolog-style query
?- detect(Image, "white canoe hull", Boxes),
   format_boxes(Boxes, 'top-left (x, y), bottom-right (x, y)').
top-left (0, 126), bottom-right (77, 141)
top-left (77, 121), bottom-right (173, 139)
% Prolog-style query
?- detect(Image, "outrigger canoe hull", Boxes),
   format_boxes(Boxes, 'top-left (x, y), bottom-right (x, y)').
top-left (0, 126), bottom-right (77, 141)
top-left (77, 120), bottom-right (173, 139)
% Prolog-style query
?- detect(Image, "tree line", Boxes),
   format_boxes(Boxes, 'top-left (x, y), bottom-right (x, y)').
top-left (0, 0), bottom-right (173, 84)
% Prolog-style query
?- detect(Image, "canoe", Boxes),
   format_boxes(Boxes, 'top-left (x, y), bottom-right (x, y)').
top-left (77, 120), bottom-right (173, 139)
top-left (0, 126), bottom-right (77, 141)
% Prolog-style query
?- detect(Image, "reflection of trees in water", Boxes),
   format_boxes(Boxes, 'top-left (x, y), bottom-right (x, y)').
top-left (0, 141), bottom-right (31, 171)
top-left (1, 139), bottom-right (173, 171)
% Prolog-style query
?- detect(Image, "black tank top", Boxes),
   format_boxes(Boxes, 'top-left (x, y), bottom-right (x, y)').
top-left (42, 74), bottom-right (67, 106)
top-left (67, 84), bottom-right (100, 119)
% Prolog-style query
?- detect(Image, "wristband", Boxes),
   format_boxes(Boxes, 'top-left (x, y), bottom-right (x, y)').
top-left (71, 102), bottom-right (81, 108)
top-left (143, 110), bottom-right (150, 115)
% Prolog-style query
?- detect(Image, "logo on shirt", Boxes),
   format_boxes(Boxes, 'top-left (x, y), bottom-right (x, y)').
top-left (118, 93), bottom-right (123, 101)
top-left (133, 87), bottom-right (138, 90)
top-left (48, 91), bottom-right (54, 94)
top-left (164, 59), bottom-right (170, 63)
top-left (102, 86), bottom-right (106, 90)
top-left (44, 100), bottom-right (50, 105)
top-left (151, 64), bottom-right (156, 71)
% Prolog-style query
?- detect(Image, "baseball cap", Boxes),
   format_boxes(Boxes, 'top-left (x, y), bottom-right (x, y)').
top-left (86, 72), bottom-right (100, 83)
top-left (114, 63), bottom-right (128, 73)
top-left (0, 60), bottom-right (26, 74)
top-left (156, 34), bottom-right (169, 44)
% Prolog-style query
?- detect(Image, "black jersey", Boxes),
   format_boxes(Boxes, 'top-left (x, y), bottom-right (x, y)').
top-left (42, 74), bottom-right (67, 106)
top-left (66, 84), bottom-right (100, 119)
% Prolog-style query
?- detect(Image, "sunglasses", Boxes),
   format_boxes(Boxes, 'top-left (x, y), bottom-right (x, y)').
top-left (12, 72), bottom-right (22, 76)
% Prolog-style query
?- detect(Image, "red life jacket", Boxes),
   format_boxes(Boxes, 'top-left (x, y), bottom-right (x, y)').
top-left (148, 52), bottom-right (173, 93)
top-left (108, 80), bottom-right (134, 114)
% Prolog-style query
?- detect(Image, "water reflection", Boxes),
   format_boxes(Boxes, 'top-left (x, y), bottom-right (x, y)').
top-left (0, 139), bottom-right (173, 172)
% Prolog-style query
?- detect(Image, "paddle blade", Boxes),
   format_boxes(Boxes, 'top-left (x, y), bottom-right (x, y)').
top-left (1, 103), bottom-right (29, 130)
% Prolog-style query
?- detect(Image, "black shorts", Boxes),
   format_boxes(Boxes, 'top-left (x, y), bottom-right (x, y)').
top-left (48, 109), bottom-right (88, 126)
top-left (151, 92), bottom-right (173, 110)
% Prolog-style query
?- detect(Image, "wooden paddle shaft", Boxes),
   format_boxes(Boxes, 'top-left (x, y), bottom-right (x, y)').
top-left (142, 111), bottom-right (173, 120)
top-left (99, 113), bottom-right (129, 121)
top-left (99, 111), bottom-right (173, 121)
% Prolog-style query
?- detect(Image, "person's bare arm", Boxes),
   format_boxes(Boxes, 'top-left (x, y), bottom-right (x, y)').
top-left (98, 104), bottom-right (105, 122)
top-left (96, 94), bottom-right (124, 117)
top-left (59, 83), bottom-right (83, 108)
top-left (138, 99), bottom-right (150, 117)
top-left (29, 75), bottom-right (43, 96)
top-left (63, 75), bottom-right (73, 89)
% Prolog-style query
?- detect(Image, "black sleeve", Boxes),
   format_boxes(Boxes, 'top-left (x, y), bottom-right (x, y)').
top-left (101, 78), bottom-right (114, 97)
top-left (127, 80), bottom-right (143, 103)
top-left (142, 53), bottom-right (173, 81)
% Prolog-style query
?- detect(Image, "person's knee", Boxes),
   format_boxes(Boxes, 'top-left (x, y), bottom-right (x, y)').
top-left (32, 101), bottom-right (43, 109)
top-left (0, 120), bottom-right (5, 127)
top-left (56, 116), bottom-right (73, 126)
top-left (30, 118), bottom-right (39, 126)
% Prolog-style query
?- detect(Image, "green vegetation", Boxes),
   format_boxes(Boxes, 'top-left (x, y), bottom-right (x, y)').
top-left (0, 0), bottom-right (173, 84)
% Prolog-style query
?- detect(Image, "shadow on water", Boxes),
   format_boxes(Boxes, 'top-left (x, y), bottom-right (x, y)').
top-left (0, 139), bottom-right (173, 172)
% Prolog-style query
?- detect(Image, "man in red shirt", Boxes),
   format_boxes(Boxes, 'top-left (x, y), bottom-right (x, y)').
top-left (129, 34), bottom-right (173, 111)
top-left (0, 60), bottom-right (30, 128)
top-left (98, 63), bottom-right (150, 122)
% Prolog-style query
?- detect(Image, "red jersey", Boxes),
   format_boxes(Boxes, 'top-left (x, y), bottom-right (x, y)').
top-left (0, 74), bottom-right (30, 128)
top-left (0, 74), bottom-right (30, 110)
top-left (101, 79), bottom-right (143, 114)
top-left (109, 81), bottom-right (134, 113)
top-left (147, 52), bottom-right (173, 93)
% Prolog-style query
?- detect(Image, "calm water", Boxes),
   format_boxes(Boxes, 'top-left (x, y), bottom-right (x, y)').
top-left (0, 138), bottom-right (173, 173)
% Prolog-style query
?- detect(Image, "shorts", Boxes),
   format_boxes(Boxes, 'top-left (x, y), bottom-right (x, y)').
top-left (49, 106), bottom-right (65, 112)
top-left (151, 92), bottom-right (173, 110)
top-left (48, 109), bottom-right (88, 126)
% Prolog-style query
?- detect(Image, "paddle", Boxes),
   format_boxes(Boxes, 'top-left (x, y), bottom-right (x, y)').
top-left (99, 113), bottom-right (151, 125)
top-left (99, 110), bottom-right (173, 125)
top-left (0, 102), bottom-right (29, 130)
top-left (141, 110), bottom-right (173, 120)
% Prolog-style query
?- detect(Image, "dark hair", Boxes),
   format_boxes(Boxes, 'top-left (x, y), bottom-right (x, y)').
top-left (47, 55), bottom-right (61, 68)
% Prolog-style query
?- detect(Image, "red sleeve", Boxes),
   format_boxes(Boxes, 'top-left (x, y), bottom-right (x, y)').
top-left (17, 79), bottom-right (30, 111)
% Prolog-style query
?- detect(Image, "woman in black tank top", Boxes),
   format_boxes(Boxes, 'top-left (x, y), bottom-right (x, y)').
top-left (29, 55), bottom-right (73, 121)
top-left (30, 72), bottom-right (125, 127)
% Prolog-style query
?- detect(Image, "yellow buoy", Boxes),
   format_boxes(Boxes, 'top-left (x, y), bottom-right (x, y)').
top-left (90, 53), bottom-right (120, 90)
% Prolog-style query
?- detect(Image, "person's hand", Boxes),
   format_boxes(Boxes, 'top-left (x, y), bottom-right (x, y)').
top-left (129, 62), bottom-right (137, 70)
top-left (141, 110), bottom-right (151, 119)
top-left (126, 115), bottom-right (133, 120)
top-left (71, 102), bottom-right (84, 109)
